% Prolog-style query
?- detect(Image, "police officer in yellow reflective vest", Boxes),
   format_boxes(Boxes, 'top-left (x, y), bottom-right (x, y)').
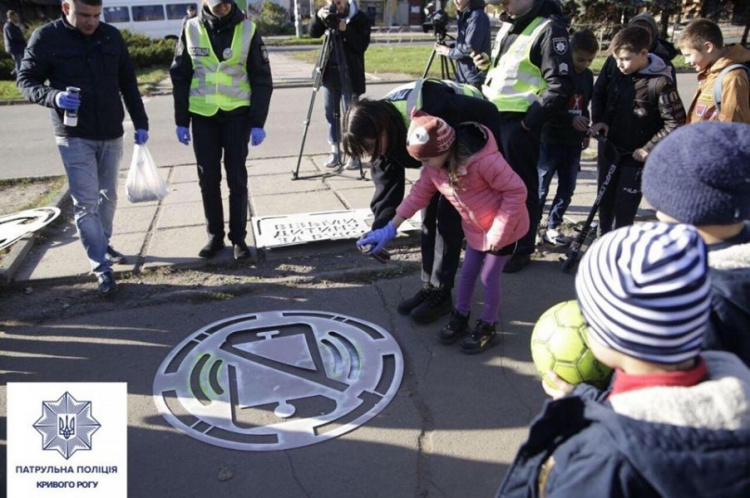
top-left (170, 0), bottom-right (272, 260)
top-left (474, 0), bottom-right (572, 273)
top-left (343, 79), bottom-right (503, 324)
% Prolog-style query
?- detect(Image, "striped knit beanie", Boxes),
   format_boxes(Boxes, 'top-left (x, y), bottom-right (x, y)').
top-left (406, 114), bottom-right (455, 160)
top-left (575, 222), bottom-right (711, 364)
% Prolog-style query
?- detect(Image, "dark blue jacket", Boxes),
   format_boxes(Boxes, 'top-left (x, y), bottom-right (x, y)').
top-left (449, 0), bottom-right (490, 87)
top-left (3, 20), bottom-right (26, 55)
top-left (705, 223), bottom-right (750, 367)
top-left (17, 17), bottom-right (148, 140)
top-left (498, 352), bottom-right (750, 498)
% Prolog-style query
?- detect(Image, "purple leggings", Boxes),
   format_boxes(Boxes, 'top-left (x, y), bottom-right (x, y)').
top-left (455, 246), bottom-right (509, 323)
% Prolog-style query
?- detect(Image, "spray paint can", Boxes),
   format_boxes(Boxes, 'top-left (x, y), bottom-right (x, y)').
top-left (63, 86), bottom-right (80, 127)
top-left (358, 243), bottom-right (391, 264)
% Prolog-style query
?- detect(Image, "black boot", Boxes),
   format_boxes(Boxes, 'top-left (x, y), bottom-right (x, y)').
top-left (410, 287), bottom-right (452, 324)
top-left (397, 284), bottom-right (433, 315)
top-left (199, 239), bottom-right (225, 259)
top-left (460, 320), bottom-right (497, 354)
top-left (437, 310), bottom-right (470, 345)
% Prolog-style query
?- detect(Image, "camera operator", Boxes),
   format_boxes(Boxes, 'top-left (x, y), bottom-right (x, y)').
top-left (432, 0), bottom-right (490, 88)
top-left (309, 0), bottom-right (371, 169)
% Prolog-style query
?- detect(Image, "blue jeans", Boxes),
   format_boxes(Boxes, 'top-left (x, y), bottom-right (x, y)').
top-left (537, 142), bottom-right (581, 229)
top-left (56, 136), bottom-right (123, 276)
top-left (322, 68), bottom-right (357, 145)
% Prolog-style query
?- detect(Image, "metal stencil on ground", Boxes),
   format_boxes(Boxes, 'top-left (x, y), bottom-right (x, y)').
top-left (153, 311), bottom-right (404, 451)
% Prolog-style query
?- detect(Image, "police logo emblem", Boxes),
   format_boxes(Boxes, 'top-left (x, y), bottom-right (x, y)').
top-left (153, 311), bottom-right (404, 451)
top-left (222, 47), bottom-right (233, 60)
top-left (33, 392), bottom-right (101, 460)
top-left (552, 37), bottom-right (568, 55)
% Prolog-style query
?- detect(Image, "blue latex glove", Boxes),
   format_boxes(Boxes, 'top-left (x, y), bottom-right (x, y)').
top-left (176, 126), bottom-right (191, 145)
top-left (55, 91), bottom-right (80, 111)
top-left (134, 129), bottom-right (149, 145)
top-left (250, 127), bottom-right (266, 146)
top-left (356, 221), bottom-right (397, 253)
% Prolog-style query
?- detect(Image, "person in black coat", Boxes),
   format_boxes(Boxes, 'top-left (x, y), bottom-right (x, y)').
top-left (309, 0), bottom-right (371, 169)
top-left (17, 0), bottom-right (149, 295)
top-left (3, 10), bottom-right (26, 74)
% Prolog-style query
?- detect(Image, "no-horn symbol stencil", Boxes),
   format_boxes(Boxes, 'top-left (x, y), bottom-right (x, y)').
top-left (153, 311), bottom-right (404, 451)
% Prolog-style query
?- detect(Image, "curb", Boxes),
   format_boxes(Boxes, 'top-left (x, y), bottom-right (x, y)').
top-left (0, 186), bottom-right (70, 286)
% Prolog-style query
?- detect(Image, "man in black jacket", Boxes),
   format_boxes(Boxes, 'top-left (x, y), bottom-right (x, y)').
top-left (170, 0), bottom-right (272, 260)
top-left (432, 0), bottom-right (490, 88)
top-left (309, 0), bottom-right (371, 169)
top-left (474, 0), bottom-right (573, 273)
top-left (17, 0), bottom-right (150, 296)
top-left (3, 10), bottom-right (26, 74)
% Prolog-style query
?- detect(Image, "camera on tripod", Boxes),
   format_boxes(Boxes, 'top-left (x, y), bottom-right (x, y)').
top-left (422, 2), bottom-right (450, 39)
top-left (325, 3), bottom-right (345, 30)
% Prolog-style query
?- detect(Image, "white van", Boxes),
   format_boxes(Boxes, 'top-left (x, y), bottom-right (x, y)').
top-left (101, 0), bottom-right (198, 39)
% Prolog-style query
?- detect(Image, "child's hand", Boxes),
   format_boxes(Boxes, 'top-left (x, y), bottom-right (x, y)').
top-left (542, 371), bottom-right (575, 400)
top-left (572, 116), bottom-right (589, 132)
top-left (632, 148), bottom-right (649, 162)
top-left (588, 122), bottom-right (609, 137)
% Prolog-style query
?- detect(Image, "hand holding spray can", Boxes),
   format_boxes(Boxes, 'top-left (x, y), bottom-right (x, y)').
top-left (63, 86), bottom-right (80, 127)
top-left (358, 243), bottom-right (391, 264)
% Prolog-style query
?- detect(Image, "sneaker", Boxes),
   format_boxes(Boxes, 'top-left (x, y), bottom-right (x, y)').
top-left (410, 287), bottom-right (452, 324)
top-left (437, 310), bottom-right (470, 345)
top-left (460, 319), bottom-right (497, 354)
top-left (198, 240), bottom-right (225, 259)
top-left (97, 271), bottom-right (117, 296)
top-left (233, 241), bottom-right (251, 260)
top-left (503, 253), bottom-right (531, 274)
top-left (324, 153), bottom-right (341, 168)
top-left (397, 285), bottom-right (433, 315)
top-left (345, 158), bottom-right (361, 170)
top-left (543, 228), bottom-right (572, 246)
top-left (106, 246), bottom-right (127, 265)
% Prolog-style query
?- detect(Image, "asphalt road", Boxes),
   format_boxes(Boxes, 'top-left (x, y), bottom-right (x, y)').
top-left (0, 75), bottom-right (697, 181)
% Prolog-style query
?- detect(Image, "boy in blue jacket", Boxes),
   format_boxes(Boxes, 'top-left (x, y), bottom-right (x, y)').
top-left (642, 122), bottom-right (750, 366)
top-left (497, 222), bottom-right (750, 497)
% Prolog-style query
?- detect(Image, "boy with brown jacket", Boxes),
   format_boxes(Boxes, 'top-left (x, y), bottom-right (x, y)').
top-left (678, 18), bottom-right (750, 123)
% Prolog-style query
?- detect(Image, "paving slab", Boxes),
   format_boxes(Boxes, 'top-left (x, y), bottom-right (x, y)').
top-left (113, 203), bottom-right (159, 235)
top-left (250, 189), bottom-right (347, 217)
top-left (143, 225), bottom-right (236, 269)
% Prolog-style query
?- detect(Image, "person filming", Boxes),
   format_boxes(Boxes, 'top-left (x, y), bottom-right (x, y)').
top-left (309, 0), bottom-right (371, 170)
top-left (432, 0), bottom-right (490, 88)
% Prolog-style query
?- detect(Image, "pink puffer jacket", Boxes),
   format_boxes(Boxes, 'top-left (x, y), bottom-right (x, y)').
top-left (396, 126), bottom-right (529, 252)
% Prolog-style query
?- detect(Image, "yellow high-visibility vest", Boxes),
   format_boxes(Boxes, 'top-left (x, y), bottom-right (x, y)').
top-left (185, 17), bottom-right (255, 116)
top-left (384, 78), bottom-right (484, 127)
top-left (482, 17), bottom-right (550, 113)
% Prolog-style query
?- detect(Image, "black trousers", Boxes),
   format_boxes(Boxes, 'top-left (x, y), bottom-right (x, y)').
top-left (191, 113), bottom-right (251, 245)
top-left (597, 155), bottom-right (643, 235)
top-left (420, 192), bottom-right (464, 290)
top-left (498, 115), bottom-right (540, 256)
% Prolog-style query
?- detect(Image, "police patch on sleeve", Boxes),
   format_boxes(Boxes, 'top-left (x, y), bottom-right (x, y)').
top-left (552, 37), bottom-right (568, 55)
top-left (260, 44), bottom-right (269, 64)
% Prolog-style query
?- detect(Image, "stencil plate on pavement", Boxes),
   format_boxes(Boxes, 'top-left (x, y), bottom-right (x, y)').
top-left (0, 207), bottom-right (60, 250)
top-left (153, 311), bottom-right (404, 451)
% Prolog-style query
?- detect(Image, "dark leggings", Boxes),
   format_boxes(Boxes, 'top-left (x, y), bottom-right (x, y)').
top-left (455, 247), bottom-right (509, 323)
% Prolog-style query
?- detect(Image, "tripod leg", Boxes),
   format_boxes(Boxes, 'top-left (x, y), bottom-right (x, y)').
top-left (293, 30), bottom-right (335, 180)
top-left (422, 49), bottom-right (438, 79)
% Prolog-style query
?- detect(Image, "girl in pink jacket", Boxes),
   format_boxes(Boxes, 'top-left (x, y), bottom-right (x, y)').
top-left (358, 113), bottom-right (529, 354)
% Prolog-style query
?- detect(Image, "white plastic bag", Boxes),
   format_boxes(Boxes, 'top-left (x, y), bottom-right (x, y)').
top-left (126, 144), bottom-right (168, 203)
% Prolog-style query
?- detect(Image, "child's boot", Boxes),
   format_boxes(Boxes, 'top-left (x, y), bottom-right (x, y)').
top-left (460, 319), bottom-right (497, 354)
top-left (437, 310), bottom-right (470, 345)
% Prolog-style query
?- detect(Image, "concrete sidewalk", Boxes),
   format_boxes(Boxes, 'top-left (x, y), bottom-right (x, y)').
top-left (0, 51), bottom-right (655, 287)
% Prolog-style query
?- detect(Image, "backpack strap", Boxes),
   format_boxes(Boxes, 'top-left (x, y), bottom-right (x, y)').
top-left (713, 63), bottom-right (750, 111)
